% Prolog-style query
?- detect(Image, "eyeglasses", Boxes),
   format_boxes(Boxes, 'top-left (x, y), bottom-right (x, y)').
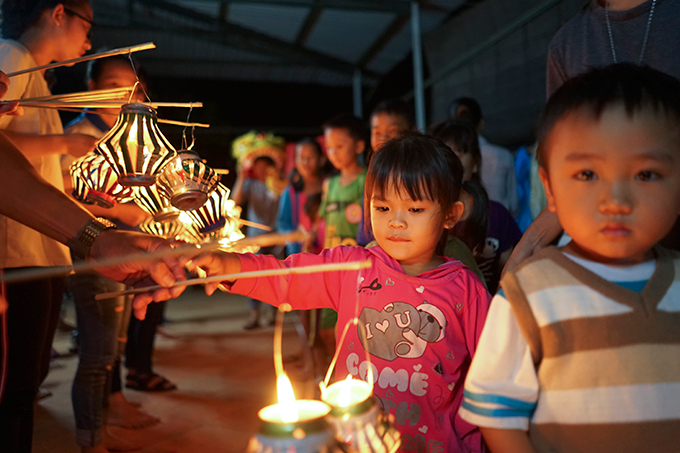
top-left (64, 7), bottom-right (94, 38)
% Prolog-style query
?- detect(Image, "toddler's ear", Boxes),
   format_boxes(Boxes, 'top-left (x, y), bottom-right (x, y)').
top-left (444, 201), bottom-right (465, 229)
top-left (539, 167), bottom-right (557, 213)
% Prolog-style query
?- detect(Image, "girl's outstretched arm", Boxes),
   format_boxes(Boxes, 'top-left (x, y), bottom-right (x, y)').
top-left (192, 252), bottom-right (242, 295)
top-left (480, 428), bottom-right (536, 453)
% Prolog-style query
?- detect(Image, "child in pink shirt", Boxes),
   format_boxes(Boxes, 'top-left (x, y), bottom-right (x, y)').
top-left (191, 134), bottom-right (491, 452)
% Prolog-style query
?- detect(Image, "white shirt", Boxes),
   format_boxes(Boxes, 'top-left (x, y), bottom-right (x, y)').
top-left (479, 135), bottom-right (519, 217)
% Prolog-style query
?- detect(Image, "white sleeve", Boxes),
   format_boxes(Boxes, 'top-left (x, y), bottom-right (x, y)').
top-left (458, 292), bottom-right (539, 430)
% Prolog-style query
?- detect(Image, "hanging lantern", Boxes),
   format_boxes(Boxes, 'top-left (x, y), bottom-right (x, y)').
top-left (96, 103), bottom-right (177, 186)
top-left (70, 154), bottom-right (134, 208)
top-left (70, 161), bottom-right (90, 205)
top-left (184, 183), bottom-right (233, 234)
top-left (157, 149), bottom-right (219, 211)
top-left (138, 216), bottom-right (185, 240)
top-left (133, 184), bottom-right (179, 222)
top-left (322, 377), bottom-right (400, 453)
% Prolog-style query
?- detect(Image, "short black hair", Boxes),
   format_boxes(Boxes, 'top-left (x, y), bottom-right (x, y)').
top-left (364, 133), bottom-right (463, 240)
top-left (322, 113), bottom-right (367, 144)
top-left (537, 63), bottom-right (680, 167)
top-left (253, 155), bottom-right (275, 167)
top-left (86, 53), bottom-right (146, 86)
top-left (1, 0), bottom-right (89, 39)
top-left (448, 97), bottom-right (483, 129)
top-left (429, 119), bottom-right (482, 182)
top-left (371, 99), bottom-right (415, 130)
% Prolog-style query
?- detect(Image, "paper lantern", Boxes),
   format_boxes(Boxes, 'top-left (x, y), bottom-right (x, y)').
top-left (138, 217), bottom-right (185, 240)
top-left (157, 149), bottom-right (219, 211)
top-left (184, 183), bottom-right (232, 234)
top-left (133, 184), bottom-right (179, 222)
top-left (70, 154), bottom-right (134, 208)
top-left (96, 103), bottom-right (177, 186)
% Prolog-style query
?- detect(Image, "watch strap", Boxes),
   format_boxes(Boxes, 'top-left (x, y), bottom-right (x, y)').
top-left (67, 217), bottom-right (117, 259)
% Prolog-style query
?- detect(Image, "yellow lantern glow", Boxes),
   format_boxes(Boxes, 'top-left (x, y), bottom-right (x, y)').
top-left (96, 103), bottom-right (177, 186)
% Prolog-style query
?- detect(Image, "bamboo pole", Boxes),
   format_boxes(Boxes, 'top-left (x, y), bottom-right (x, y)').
top-left (7, 43), bottom-right (156, 77)
top-left (238, 218), bottom-right (271, 231)
top-left (94, 259), bottom-right (373, 300)
top-left (16, 86), bottom-right (135, 103)
top-left (16, 101), bottom-right (203, 109)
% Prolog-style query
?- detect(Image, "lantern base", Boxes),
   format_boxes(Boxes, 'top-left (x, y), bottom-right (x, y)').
top-left (327, 400), bottom-right (401, 453)
top-left (86, 191), bottom-right (115, 209)
top-left (118, 174), bottom-right (157, 187)
top-left (197, 217), bottom-right (226, 234)
top-left (171, 191), bottom-right (208, 211)
top-left (153, 210), bottom-right (180, 223)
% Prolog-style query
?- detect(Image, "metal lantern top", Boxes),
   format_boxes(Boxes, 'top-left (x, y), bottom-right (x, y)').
top-left (157, 149), bottom-right (219, 211)
top-left (70, 154), bottom-right (134, 208)
top-left (96, 103), bottom-right (177, 187)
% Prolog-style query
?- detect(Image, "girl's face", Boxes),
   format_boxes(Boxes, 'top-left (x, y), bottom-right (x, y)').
top-left (295, 143), bottom-right (321, 181)
top-left (370, 182), bottom-right (463, 275)
top-left (57, 3), bottom-right (93, 61)
top-left (447, 141), bottom-right (477, 181)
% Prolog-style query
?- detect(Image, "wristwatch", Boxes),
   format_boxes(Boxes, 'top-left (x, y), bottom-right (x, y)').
top-left (68, 217), bottom-right (117, 259)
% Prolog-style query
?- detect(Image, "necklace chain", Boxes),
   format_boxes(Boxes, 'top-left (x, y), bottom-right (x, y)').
top-left (605, 0), bottom-right (656, 64)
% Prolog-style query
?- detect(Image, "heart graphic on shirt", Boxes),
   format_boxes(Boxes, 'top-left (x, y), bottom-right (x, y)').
top-left (385, 389), bottom-right (395, 399)
top-left (446, 351), bottom-right (454, 361)
top-left (419, 426), bottom-right (428, 434)
top-left (375, 320), bottom-right (390, 333)
top-left (448, 382), bottom-right (455, 391)
top-left (455, 302), bottom-right (463, 311)
top-left (413, 364), bottom-right (422, 372)
top-left (385, 278), bottom-right (395, 286)
top-left (416, 286), bottom-right (425, 293)
top-left (347, 342), bottom-right (354, 350)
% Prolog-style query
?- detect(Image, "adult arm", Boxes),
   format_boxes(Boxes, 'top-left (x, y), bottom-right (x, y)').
top-left (0, 132), bottom-right (185, 307)
top-left (3, 131), bottom-right (96, 160)
top-left (501, 207), bottom-right (562, 277)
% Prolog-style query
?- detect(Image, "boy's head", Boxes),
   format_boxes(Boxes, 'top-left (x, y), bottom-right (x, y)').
top-left (449, 97), bottom-right (483, 132)
top-left (322, 113), bottom-right (366, 172)
top-left (251, 155), bottom-right (275, 182)
top-left (370, 99), bottom-right (415, 152)
top-left (429, 120), bottom-right (481, 182)
top-left (537, 63), bottom-right (680, 264)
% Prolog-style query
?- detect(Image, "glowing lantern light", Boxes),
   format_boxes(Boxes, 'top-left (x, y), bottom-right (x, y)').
top-left (95, 103), bottom-right (177, 186)
top-left (132, 184), bottom-right (179, 222)
top-left (184, 183), bottom-right (231, 234)
top-left (70, 154), bottom-right (134, 208)
top-left (157, 149), bottom-right (219, 211)
top-left (138, 216), bottom-right (185, 240)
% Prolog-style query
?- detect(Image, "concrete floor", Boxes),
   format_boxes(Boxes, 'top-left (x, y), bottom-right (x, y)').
top-left (34, 287), bottom-right (315, 453)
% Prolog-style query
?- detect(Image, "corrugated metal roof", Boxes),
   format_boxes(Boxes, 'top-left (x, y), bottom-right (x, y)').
top-left (90, 0), bottom-right (467, 86)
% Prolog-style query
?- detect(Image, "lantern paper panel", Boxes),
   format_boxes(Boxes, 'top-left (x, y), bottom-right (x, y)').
top-left (70, 162), bottom-right (90, 205)
top-left (96, 103), bottom-right (177, 187)
top-left (157, 149), bottom-right (219, 211)
top-left (133, 184), bottom-right (180, 222)
top-left (70, 154), bottom-right (134, 208)
top-left (184, 183), bottom-right (232, 234)
top-left (138, 217), bottom-right (185, 240)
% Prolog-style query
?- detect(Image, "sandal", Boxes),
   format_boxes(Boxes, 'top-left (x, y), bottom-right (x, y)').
top-left (126, 372), bottom-right (177, 392)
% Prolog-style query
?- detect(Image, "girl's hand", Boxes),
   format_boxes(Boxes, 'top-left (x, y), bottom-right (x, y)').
top-left (191, 252), bottom-right (242, 296)
top-left (65, 134), bottom-right (97, 157)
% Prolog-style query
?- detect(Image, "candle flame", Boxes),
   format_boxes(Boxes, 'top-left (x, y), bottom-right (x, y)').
top-left (127, 119), bottom-right (138, 150)
top-left (276, 373), bottom-right (299, 423)
top-left (338, 374), bottom-right (354, 408)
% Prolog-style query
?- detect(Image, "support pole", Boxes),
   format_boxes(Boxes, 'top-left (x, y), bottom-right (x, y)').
top-left (411, 1), bottom-right (426, 131)
top-left (353, 69), bottom-right (362, 118)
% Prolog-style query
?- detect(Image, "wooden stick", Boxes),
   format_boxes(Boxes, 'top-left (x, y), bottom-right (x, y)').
top-left (7, 43), bottom-right (156, 77)
top-left (0, 231), bottom-right (307, 284)
top-left (238, 218), bottom-right (271, 231)
top-left (213, 169), bottom-right (230, 175)
top-left (94, 259), bottom-right (373, 300)
top-left (15, 86), bottom-right (135, 103)
top-left (158, 118), bottom-right (210, 128)
top-left (17, 101), bottom-right (203, 109)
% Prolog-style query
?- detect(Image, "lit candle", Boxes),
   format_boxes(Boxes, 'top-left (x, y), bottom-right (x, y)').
top-left (323, 375), bottom-right (373, 413)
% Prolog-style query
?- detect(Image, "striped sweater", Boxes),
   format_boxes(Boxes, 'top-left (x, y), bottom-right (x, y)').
top-left (460, 246), bottom-right (680, 453)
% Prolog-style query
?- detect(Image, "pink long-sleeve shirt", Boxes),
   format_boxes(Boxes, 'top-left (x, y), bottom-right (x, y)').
top-left (225, 245), bottom-right (491, 453)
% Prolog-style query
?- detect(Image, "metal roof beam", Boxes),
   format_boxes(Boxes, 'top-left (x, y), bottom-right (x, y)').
top-left (133, 0), bottom-right (376, 77)
top-left (358, 13), bottom-right (409, 69)
top-left (134, 0), bottom-right (413, 14)
top-left (295, 4), bottom-right (323, 46)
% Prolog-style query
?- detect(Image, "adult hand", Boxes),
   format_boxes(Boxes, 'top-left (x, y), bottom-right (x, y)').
top-left (109, 203), bottom-right (149, 228)
top-left (0, 71), bottom-right (23, 117)
top-left (501, 207), bottom-right (562, 277)
top-left (65, 134), bottom-right (97, 157)
top-left (88, 229), bottom-right (188, 319)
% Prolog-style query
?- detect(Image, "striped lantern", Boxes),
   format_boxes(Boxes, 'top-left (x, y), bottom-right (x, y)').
top-left (138, 216), bottom-right (185, 240)
top-left (133, 184), bottom-right (179, 222)
top-left (185, 183), bottom-right (231, 234)
top-left (95, 103), bottom-right (177, 187)
top-left (157, 149), bottom-right (219, 211)
top-left (70, 154), bottom-right (134, 208)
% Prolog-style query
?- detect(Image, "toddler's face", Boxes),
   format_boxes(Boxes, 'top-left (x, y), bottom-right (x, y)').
top-left (371, 113), bottom-right (405, 152)
top-left (540, 104), bottom-right (680, 264)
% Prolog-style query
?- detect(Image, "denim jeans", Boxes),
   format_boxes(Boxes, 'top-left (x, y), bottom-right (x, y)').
top-left (69, 272), bottom-right (125, 447)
